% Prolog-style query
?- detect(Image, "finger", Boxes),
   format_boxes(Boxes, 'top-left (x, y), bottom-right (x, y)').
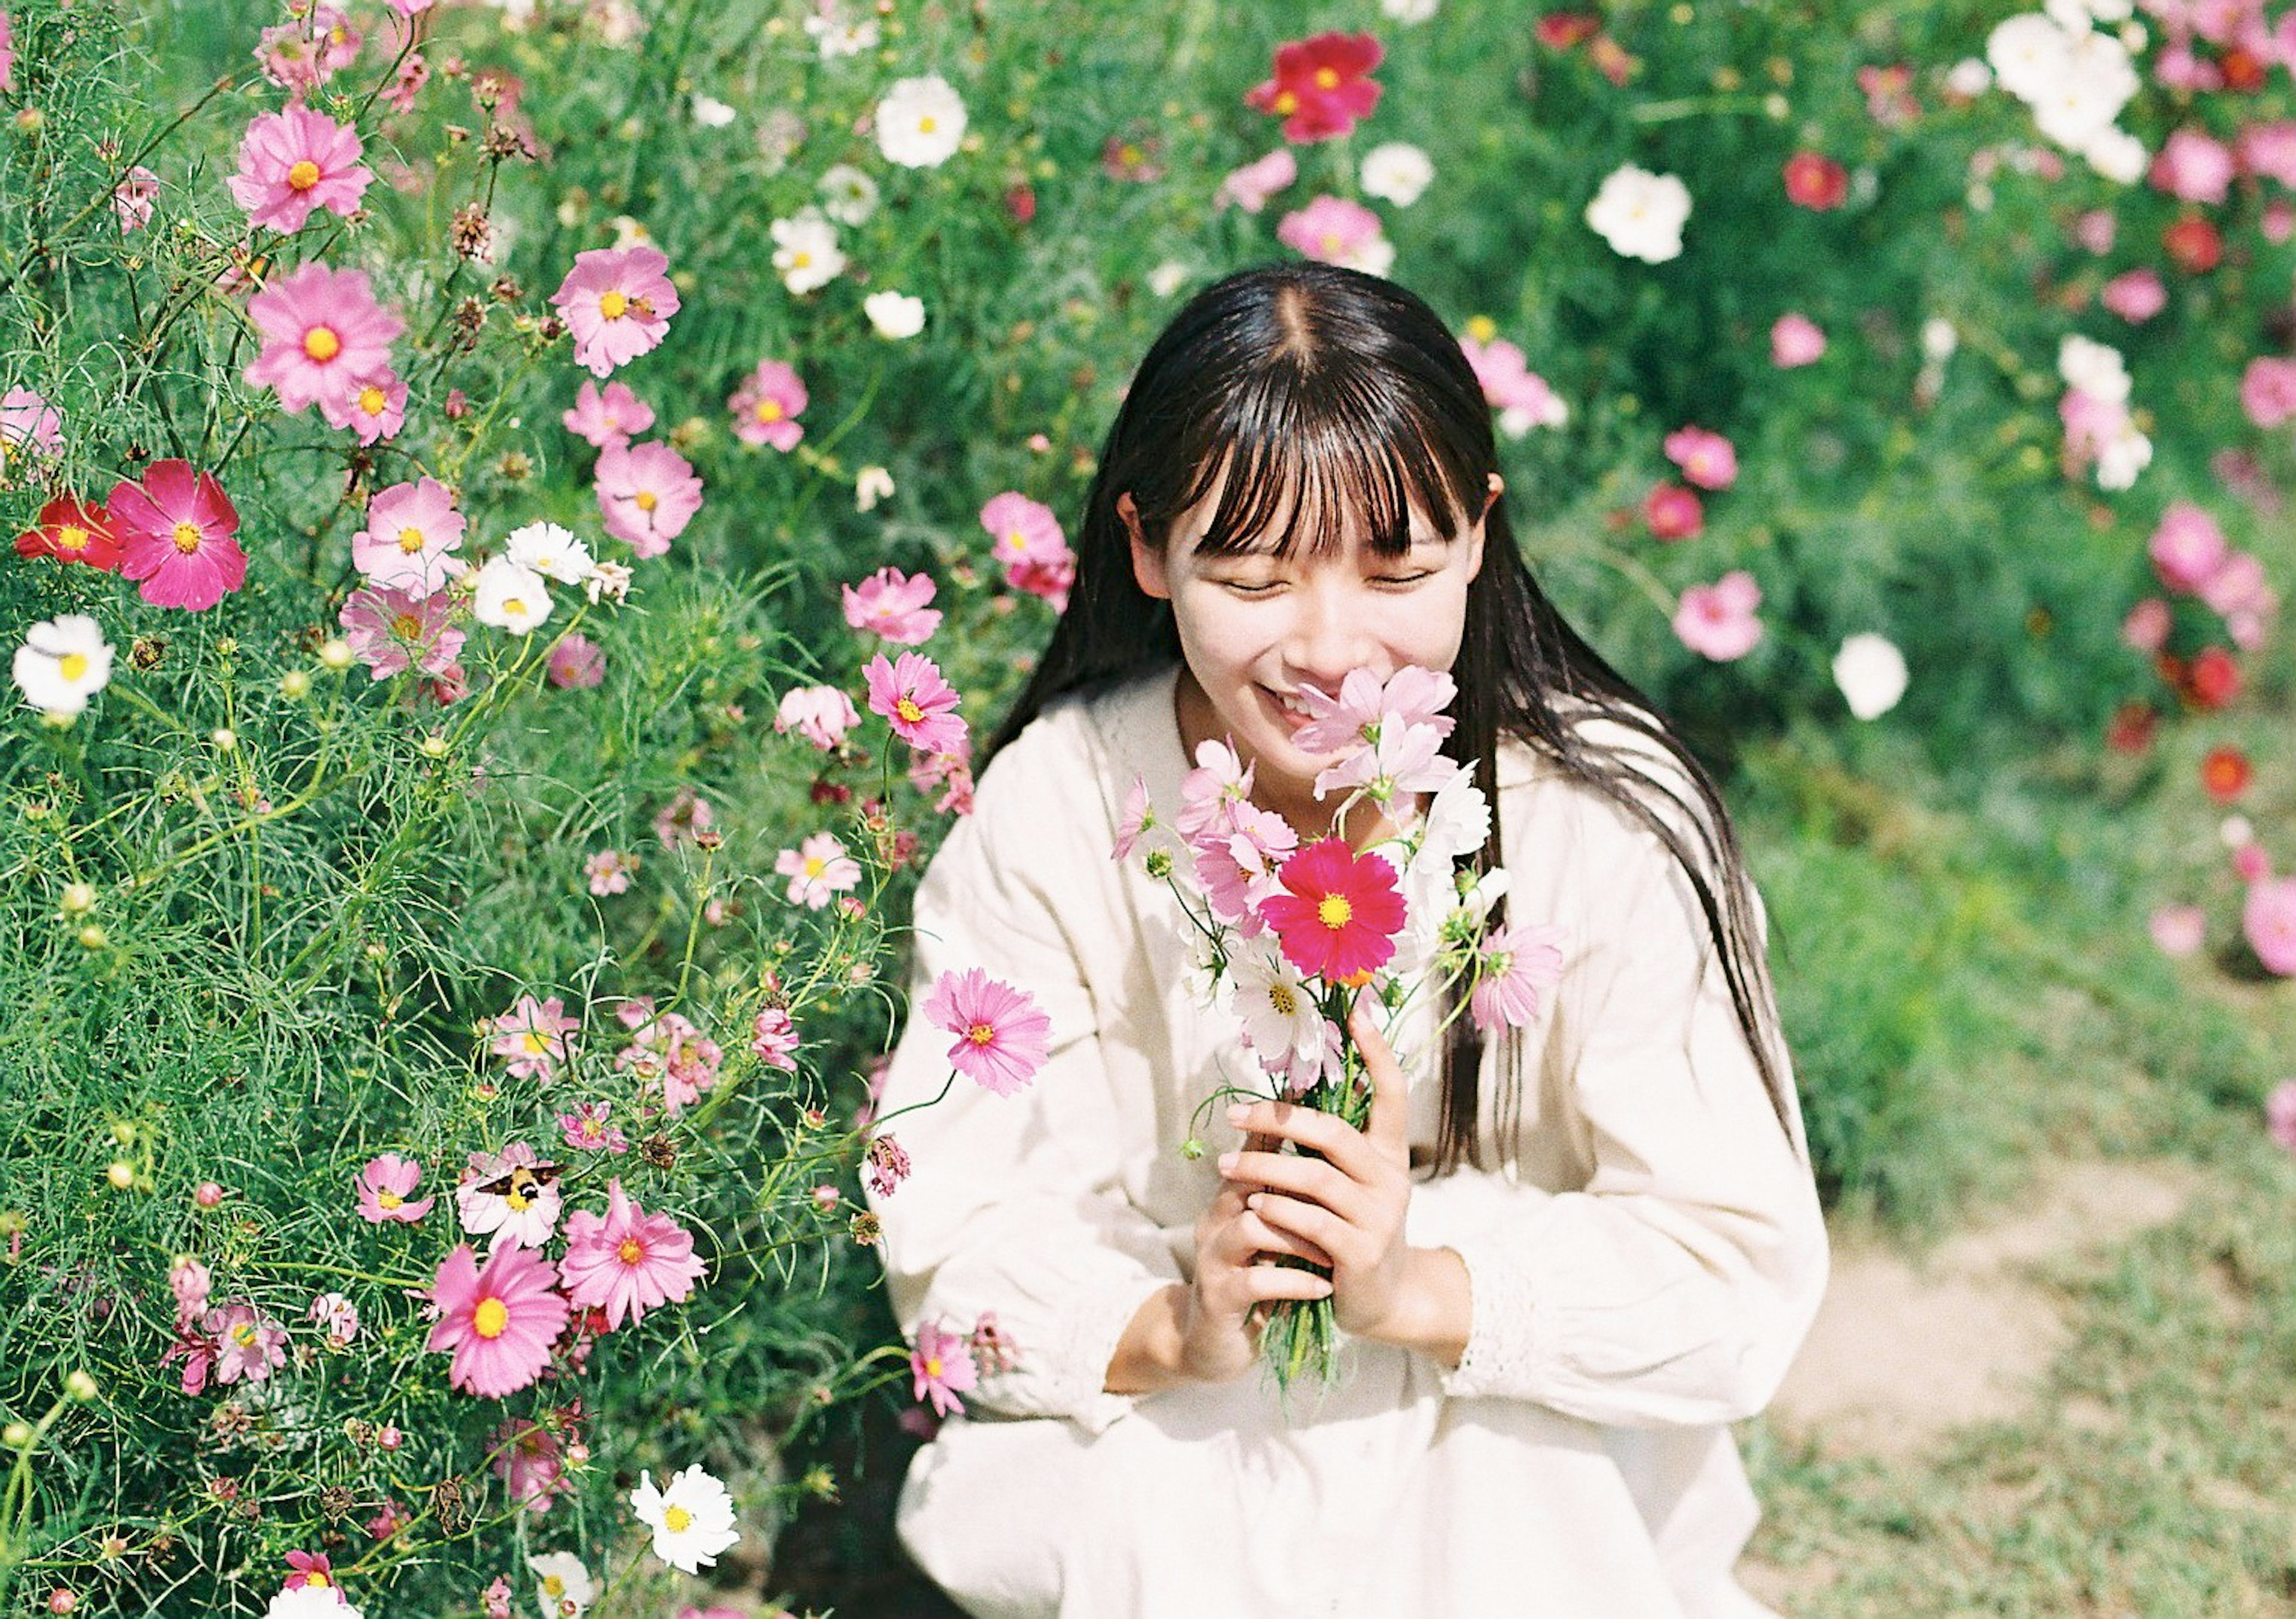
top-left (1217, 1150), bottom-right (1362, 1220)
top-left (1348, 994), bottom-right (1410, 1154)
top-left (1241, 1264), bottom-right (1333, 1305)
top-left (1247, 1192), bottom-right (1349, 1267)
top-left (1239, 1209), bottom-right (1333, 1270)
top-left (1226, 1101), bottom-right (1362, 1171)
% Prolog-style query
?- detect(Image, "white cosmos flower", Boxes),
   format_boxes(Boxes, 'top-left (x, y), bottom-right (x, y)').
top-left (691, 93), bottom-right (736, 128)
top-left (2080, 123), bottom-right (2146, 183)
top-left (817, 163), bottom-right (880, 227)
top-left (804, 8), bottom-right (880, 58)
top-left (2095, 420), bottom-right (2152, 489)
top-left (473, 556), bottom-right (554, 634)
top-left (584, 560), bottom-right (633, 604)
top-left (1146, 260), bottom-right (1190, 298)
top-left (1832, 634), bottom-right (1909, 720)
top-left (506, 521), bottom-right (594, 584)
top-left (1920, 317), bottom-right (1958, 362)
top-left (527, 1550), bottom-right (596, 1617)
top-left (1381, 0), bottom-right (1439, 19)
top-left (1228, 939), bottom-right (1334, 1092)
top-left (1987, 13), bottom-right (2075, 103)
top-left (863, 290), bottom-right (926, 339)
top-left (266, 1589), bottom-right (362, 1619)
top-left (2057, 334), bottom-right (2129, 402)
top-left (1944, 57), bottom-right (1993, 97)
top-left (1360, 142), bottom-right (1434, 207)
top-left (854, 465), bottom-right (896, 512)
top-left (770, 212), bottom-right (845, 295)
top-left (1584, 165), bottom-right (1692, 264)
top-left (876, 75), bottom-right (967, 169)
top-left (13, 614), bottom-right (114, 717)
top-left (630, 1464), bottom-right (741, 1575)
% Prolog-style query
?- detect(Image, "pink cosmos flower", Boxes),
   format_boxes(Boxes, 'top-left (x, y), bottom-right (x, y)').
top-left (256, 5), bottom-right (361, 93)
top-left (1673, 572), bottom-right (1764, 660)
top-left (563, 379), bottom-right (654, 450)
top-left (1314, 719), bottom-right (1456, 804)
top-left (114, 166), bottom-right (160, 234)
top-left (2246, 876), bottom-right (2296, 975)
top-left (1275, 194), bottom-right (1388, 270)
top-left (2198, 550), bottom-right (2274, 620)
top-left (310, 1291), bottom-right (359, 1348)
top-left (492, 994), bottom-right (579, 1081)
top-left (842, 566), bottom-right (943, 644)
top-left (777, 832), bottom-right (862, 909)
top-left (2072, 208), bottom-right (2117, 254)
top-left (911, 1318), bottom-right (979, 1416)
top-left (283, 1550), bottom-right (339, 1593)
top-left (1214, 148), bottom-right (1298, 213)
top-left (2239, 120), bottom-right (2296, 185)
top-left (558, 1099), bottom-right (630, 1153)
top-left (750, 1007), bottom-right (800, 1071)
top-left (594, 439), bottom-right (703, 557)
top-left (1770, 313), bottom-right (1827, 367)
top-left (160, 1327), bottom-right (216, 1397)
top-left (775, 685), bottom-right (860, 749)
top-left (356, 1153), bottom-right (436, 1223)
top-left (245, 263), bottom-right (402, 415)
top-left (2150, 503), bottom-right (2228, 594)
top-left (728, 359), bottom-right (808, 450)
top-left (979, 492), bottom-right (1065, 567)
top-left (320, 369), bottom-right (408, 445)
top-left (490, 1416), bottom-right (572, 1516)
top-left (456, 1143), bottom-right (564, 1249)
top-left (1460, 337), bottom-right (1567, 435)
top-left (2239, 356), bottom-right (2296, 427)
top-left (653, 787), bottom-right (713, 846)
top-left (2149, 904), bottom-right (2206, 957)
top-left (0, 13), bottom-right (12, 95)
top-left (2121, 597), bottom-right (2172, 652)
top-left (170, 1257), bottom-right (212, 1327)
top-left (559, 1180), bottom-right (708, 1330)
top-left (584, 848), bottom-right (637, 896)
top-left (548, 633), bottom-right (606, 689)
top-left (1191, 798), bottom-right (1296, 933)
top-left (426, 1242), bottom-right (570, 1399)
top-left (206, 1303), bottom-right (288, 1385)
top-left (1469, 921), bottom-right (1569, 1032)
top-left (2149, 127), bottom-right (2237, 204)
top-left (0, 386), bottom-right (62, 459)
top-left (227, 106), bottom-right (372, 233)
top-left (613, 1006), bottom-right (723, 1114)
top-left (381, 48), bottom-right (429, 114)
top-left (109, 460), bottom-right (247, 612)
top-left (1642, 483), bottom-right (1704, 541)
top-left (1663, 426), bottom-right (1739, 490)
top-left (2101, 268), bottom-right (2167, 325)
top-left (2266, 1081), bottom-right (2296, 1154)
top-left (551, 245), bottom-right (680, 377)
top-left (865, 651), bottom-right (968, 756)
top-left (352, 476), bottom-right (466, 596)
top-left (340, 585), bottom-right (464, 680)
top-left (923, 968), bottom-right (1052, 1095)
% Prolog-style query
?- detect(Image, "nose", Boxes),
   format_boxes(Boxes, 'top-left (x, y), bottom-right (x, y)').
top-left (1281, 573), bottom-right (1382, 694)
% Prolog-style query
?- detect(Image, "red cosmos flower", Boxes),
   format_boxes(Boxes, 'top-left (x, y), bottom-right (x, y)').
top-left (1642, 482), bottom-right (1705, 542)
top-left (1535, 12), bottom-right (1600, 48)
top-left (13, 495), bottom-right (121, 570)
top-left (2186, 646), bottom-right (2242, 710)
top-left (1259, 838), bottom-right (1407, 984)
top-left (2221, 46), bottom-right (2267, 93)
top-left (1244, 32), bottom-right (1384, 145)
top-left (2202, 746), bottom-right (2253, 802)
top-left (2164, 215), bottom-right (2223, 273)
top-left (1783, 151), bottom-right (1849, 210)
top-left (2105, 700), bottom-right (2158, 755)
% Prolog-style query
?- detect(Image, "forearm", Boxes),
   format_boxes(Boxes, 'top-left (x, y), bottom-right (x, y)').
top-left (1103, 1281), bottom-right (1192, 1394)
top-left (1364, 1245), bottom-right (1471, 1368)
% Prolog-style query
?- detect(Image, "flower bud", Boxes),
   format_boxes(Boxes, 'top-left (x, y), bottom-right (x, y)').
top-left (319, 638), bottom-right (353, 670)
top-left (106, 1162), bottom-right (134, 1190)
top-left (193, 1181), bottom-right (225, 1209)
top-left (280, 669), bottom-right (312, 699)
top-left (419, 733), bottom-right (450, 759)
top-left (63, 1370), bottom-right (97, 1403)
top-left (60, 883), bottom-right (96, 916)
top-left (210, 728), bottom-right (237, 752)
top-left (2, 1422), bottom-right (31, 1448)
top-left (77, 924), bottom-right (106, 950)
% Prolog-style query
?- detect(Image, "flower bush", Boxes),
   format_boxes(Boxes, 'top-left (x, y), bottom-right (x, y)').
top-left (2, 0), bottom-right (2292, 1610)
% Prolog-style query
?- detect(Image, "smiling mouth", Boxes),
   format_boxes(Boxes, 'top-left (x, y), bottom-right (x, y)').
top-left (1259, 685), bottom-right (1317, 732)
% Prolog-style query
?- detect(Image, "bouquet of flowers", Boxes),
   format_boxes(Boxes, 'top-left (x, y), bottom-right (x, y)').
top-left (1112, 665), bottom-right (1565, 1391)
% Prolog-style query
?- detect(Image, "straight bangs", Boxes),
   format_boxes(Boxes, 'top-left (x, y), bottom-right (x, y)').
top-left (1161, 361), bottom-right (1486, 562)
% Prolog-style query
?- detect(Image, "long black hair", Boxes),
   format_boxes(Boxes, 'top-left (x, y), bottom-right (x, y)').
top-left (985, 262), bottom-right (1795, 1170)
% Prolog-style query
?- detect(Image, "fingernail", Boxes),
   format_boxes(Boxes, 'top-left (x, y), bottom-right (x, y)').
top-left (1224, 1104), bottom-right (1249, 1125)
top-left (1216, 1152), bottom-right (1238, 1172)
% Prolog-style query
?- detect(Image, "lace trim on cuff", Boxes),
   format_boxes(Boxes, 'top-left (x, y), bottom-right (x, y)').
top-left (1436, 1232), bottom-right (1543, 1401)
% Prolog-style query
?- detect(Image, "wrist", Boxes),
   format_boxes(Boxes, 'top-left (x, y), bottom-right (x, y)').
top-left (1368, 1247), bottom-right (1472, 1368)
top-left (1104, 1282), bottom-right (1193, 1395)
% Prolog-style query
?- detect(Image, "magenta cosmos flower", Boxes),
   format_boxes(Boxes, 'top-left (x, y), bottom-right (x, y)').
top-left (563, 378), bottom-right (654, 450)
top-left (426, 1242), bottom-right (570, 1399)
top-left (551, 245), bottom-right (680, 378)
top-left (1674, 572), bottom-right (1764, 661)
top-left (728, 359), bottom-right (808, 450)
top-left (1662, 426), bottom-right (1739, 491)
top-left (245, 263), bottom-right (403, 415)
top-left (923, 967), bottom-right (1052, 1095)
top-left (356, 1153), bottom-right (436, 1223)
top-left (1260, 838), bottom-right (1408, 984)
top-left (206, 1303), bottom-right (289, 1385)
top-left (227, 105), bottom-right (373, 234)
top-left (352, 476), bottom-right (466, 596)
top-left (558, 1180), bottom-right (709, 1330)
top-left (110, 460), bottom-right (247, 611)
top-left (865, 650), bottom-right (967, 755)
top-left (340, 585), bottom-right (465, 680)
top-left (1244, 32), bottom-right (1383, 144)
top-left (594, 439), bottom-right (703, 558)
top-left (843, 565), bottom-right (942, 644)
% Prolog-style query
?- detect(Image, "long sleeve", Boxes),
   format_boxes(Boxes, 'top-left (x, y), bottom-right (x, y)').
top-left (1435, 754), bottom-right (1829, 1428)
top-left (868, 712), bottom-right (1182, 1434)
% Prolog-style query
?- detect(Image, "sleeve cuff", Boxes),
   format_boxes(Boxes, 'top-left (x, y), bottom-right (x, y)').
top-left (975, 1271), bottom-right (1176, 1434)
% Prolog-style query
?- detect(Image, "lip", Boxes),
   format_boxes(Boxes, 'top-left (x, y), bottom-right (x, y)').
top-left (1259, 684), bottom-right (1315, 734)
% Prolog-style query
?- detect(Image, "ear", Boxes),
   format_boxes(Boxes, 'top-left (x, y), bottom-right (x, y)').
top-left (1464, 472), bottom-right (1503, 584)
top-left (1119, 491), bottom-right (1172, 601)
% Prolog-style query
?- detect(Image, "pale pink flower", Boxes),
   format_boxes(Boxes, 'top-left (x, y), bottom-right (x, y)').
top-left (1112, 775), bottom-right (1155, 863)
top-left (1294, 665), bottom-right (1458, 754)
top-left (2149, 127), bottom-right (2237, 203)
top-left (310, 1291), bottom-right (360, 1349)
top-left (490, 1416), bottom-right (572, 1516)
top-left (2199, 551), bottom-right (2275, 622)
top-left (492, 995), bottom-right (579, 1082)
top-left (2150, 502), bottom-right (2228, 594)
top-left (2149, 903), bottom-right (2206, 958)
top-left (595, 439), bottom-right (703, 557)
top-left (979, 492), bottom-right (1065, 567)
top-left (584, 849), bottom-right (636, 895)
top-left (842, 566), bottom-right (943, 644)
top-left (2121, 597), bottom-right (2172, 652)
top-left (2072, 209), bottom-right (2117, 254)
top-left (227, 106), bottom-right (372, 233)
top-left (320, 368), bottom-right (408, 444)
top-left (2246, 876), bottom-right (2296, 975)
top-left (1673, 572), bottom-right (1765, 661)
top-left (776, 832), bottom-right (862, 908)
top-left (352, 476), bottom-right (466, 596)
top-left (652, 787), bottom-right (713, 846)
top-left (170, 1257), bottom-right (212, 1327)
top-left (2238, 121), bottom-right (2296, 186)
top-left (563, 379), bottom-right (654, 449)
top-left (614, 1006), bottom-right (722, 1114)
top-left (113, 166), bottom-right (160, 234)
top-left (1662, 425), bottom-right (1739, 490)
top-left (110, 460), bottom-right (247, 612)
top-left (426, 1242), bottom-right (569, 1399)
top-left (1459, 337), bottom-right (1567, 435)
top-left (911, 1319), bottom-right (978, 1417)
top-left (865, 651), bottom-right (967, 755)
top-left (2266, 1081), bottom-right (2296, 1153)
top-left (1770, 313), bottom-right (1827, 367)
top-left (923, 967), bottom-right (1052, 1095)
top-left (0, 386), bottom-right (62, 459)
top-left (775, 685), bottom-right (860, 749)
top-left (2239, 356), bottom-right (2296, 427)
top-left (551, 245), bottom-right (679, 377)
top-left (1177, 738), bottom-right (1255, 840)
top-left (866, 1134), bottom-right (911, 1198)
top-left (559, 1180), bottom-right (707, 1330)
top-left (750, 1007), bottom-right (800, 1071)
top-left (340, 585), bottom-right (464, 680)
top-left (456, 1142), bottom-right (564, 1248)
top-left (1469, 921), bottom-right (1568, 1032)
top-left (380, 48), bottom-right (429, 114)
top-left (356, 1153), bottom-right (436, 1223)
top-left (255, 5), bottom-right (361, 93)
top-left (2101, 268), bottom-right (2167, 324)
top-left (1214, 148), bottom-right (1297, 213)
top-left (1192, 799), bottom-right (1296, 932)
top-left (558, 1099), bottom-right (630, 1153)
top-left (245, 263), bottom-right (402, 416)
top-left (1313, 720), bottom-right (1456, 804)
top-left (1274, 194), bottom-right (1390, 273)
top-left (206, 1303), bottom-right (288, 1385)
top-left (728, 359), bottom-right (808, 450)
top-left (548, 633), bottom-right (606, 689)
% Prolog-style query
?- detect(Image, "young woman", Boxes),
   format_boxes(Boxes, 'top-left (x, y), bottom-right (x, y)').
top-left (865, 262), bottom-right (1828, 1619)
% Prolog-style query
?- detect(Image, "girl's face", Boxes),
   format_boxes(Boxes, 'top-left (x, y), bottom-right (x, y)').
top-left (1126, 475), bottom-right (1491, 825)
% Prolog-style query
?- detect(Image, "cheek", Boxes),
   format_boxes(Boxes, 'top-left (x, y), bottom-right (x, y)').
top-left (1391, 580), bottom-right (1473, 669)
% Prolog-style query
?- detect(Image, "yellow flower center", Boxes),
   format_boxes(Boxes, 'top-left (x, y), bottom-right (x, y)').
top-left (377, 1189), bottom-right (402, 1209)
top-left (56, 524), bottom-right (90, 552)
top-left (1317, 894), bottom-right (1354, 930)
top-left (303, 325), bottom-right (341, 362)
top-left (1004, 529), bottom-right (1025, 551)
top-left (1464, 314), bottom-right (1498, 343)
top-left (59, 652), bottom-right (88, 682)
top-left (472, 1296), bottom-right (509, 1339)
top-left (598, 289), bottom-right (629, 320)
top-left (287, 159), bottom-right (322, 191)
top-left (306, 1572), bottom-right (332, 1588)
top-left (792, 250), bottom-right (812, 268)
top-left (391, 613), bottom-right (422, 639)
top-left (634, 490), bottom-right (658, 512)
top-left (1320, 232), bottom-right (1341, 253)
top-left (1119, 143), bottom-right (1143, 165)
top-left (502, 596), bottom-right (527, 618)
top-left (966, 1021), bottom-right (996, 1046)
top-left (1274, 90), bottom-right (1297, 115)
top-left (1267, 983), bottom-right (1296, 1018)
top-left (172, 521), bottom-right (203, 554)
top-left (358, 384), bottom-right (388, 416)
top-left (521, 1030), bottom-right (551, 1054)
top-left (918, 115), bottom-right (938, 133)
top-left (804, 856), bottom-right (826, 878)
top-left (663, 1505), bottom-right (693, 1533)
top-left (398, 526), bottom-right (426, 553)
top-left (894, 697), bottom-right (924, 723)
top-left (506, 1187), bottom-right (530, 1211)
top-left (230, 1322), bottom-right (260, 1348)
top-left (925, 1354), bottom-right (944, 1377)
top-left (1314, 67), bottom-right (1340, 90)
top-left (618, 1238), bottom-right (644, 1264)
top-left (755, 400), bottom-right (784, 422)
top-left (542, 1576), bottom-right (564, 1597)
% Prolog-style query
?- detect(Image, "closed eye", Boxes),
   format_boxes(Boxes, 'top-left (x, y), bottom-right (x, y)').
top-left (1373, 572), bottom-right (1436, 587)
